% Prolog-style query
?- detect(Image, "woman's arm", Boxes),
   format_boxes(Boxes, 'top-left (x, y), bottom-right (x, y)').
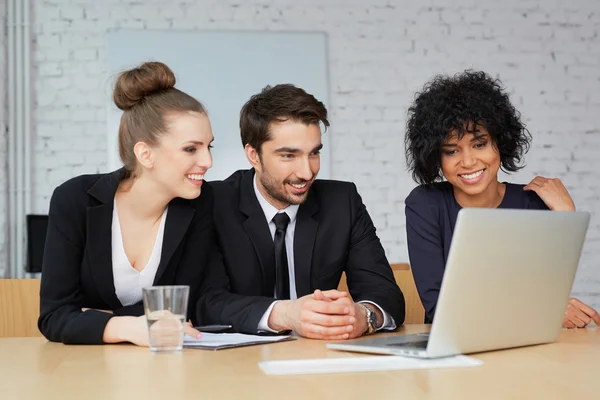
top-left (522, 177), bottom-right (600, 328)
top-left (38, 183), bottom-right (113, 344)
top-left (405, 192), bottom-right (446, 323)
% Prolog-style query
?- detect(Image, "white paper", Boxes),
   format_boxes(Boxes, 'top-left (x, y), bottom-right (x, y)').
top-left (259, 355), bottom-right (482, 375)
top-left (183, 333), bottom-right (291, 349)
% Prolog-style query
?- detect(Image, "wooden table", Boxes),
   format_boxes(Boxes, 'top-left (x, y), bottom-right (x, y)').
top-left (1, 325), bottom-right (598, 400)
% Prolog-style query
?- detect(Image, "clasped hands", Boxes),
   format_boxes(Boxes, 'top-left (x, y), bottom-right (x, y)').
top-left (268, 289), bottom-right (369, 340)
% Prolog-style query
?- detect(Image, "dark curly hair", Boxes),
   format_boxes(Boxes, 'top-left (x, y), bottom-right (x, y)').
top-left (405, 70), bottom-right (531, 185)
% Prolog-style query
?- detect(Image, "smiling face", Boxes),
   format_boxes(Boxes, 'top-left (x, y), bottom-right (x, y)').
top-left (246, 119), bottom-right (322, 209)
top-left (145, 111), bottom-right (214, 199)
top-left (440, 124), bottom-right (501, 200)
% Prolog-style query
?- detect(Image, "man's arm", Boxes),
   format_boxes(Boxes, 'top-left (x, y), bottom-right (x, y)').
top-left (197, 252), bottom-right (357, 339)
top-left (344, 183), bottom-right (406, 327)
top-left (194, 245), bottom-right (276, 334)
top-left (358, 301), bottom-right (394, 330)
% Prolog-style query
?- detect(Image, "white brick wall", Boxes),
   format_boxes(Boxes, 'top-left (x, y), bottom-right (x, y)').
top-left (0, 1), bottom-right (7, 277)
top-left (1, 0), bottom-right (600, 307)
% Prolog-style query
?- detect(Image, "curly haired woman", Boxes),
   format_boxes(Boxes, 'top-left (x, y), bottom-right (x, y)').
top-left (404, 70), bottom-right (599, 329)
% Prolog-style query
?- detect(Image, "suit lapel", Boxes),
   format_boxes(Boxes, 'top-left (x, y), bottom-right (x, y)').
top-left (239, 170), bottom-right (276, 296)
top-left (293, 190), bottom-right (319, 297)
top-left (154, 198), bottom-right (194, 284)
top-left (86, 170), bottom-right (125, 309)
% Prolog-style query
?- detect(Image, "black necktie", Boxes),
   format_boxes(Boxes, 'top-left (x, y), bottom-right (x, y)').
top-left (272, 212), bottom-right (291, 300)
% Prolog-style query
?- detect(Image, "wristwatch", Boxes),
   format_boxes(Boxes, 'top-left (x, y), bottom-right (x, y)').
top-left (360, 303), bottom-right (379, 335)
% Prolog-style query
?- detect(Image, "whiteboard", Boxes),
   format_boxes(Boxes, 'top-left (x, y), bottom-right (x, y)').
top-left (106, 30), bottom-right (331, 180)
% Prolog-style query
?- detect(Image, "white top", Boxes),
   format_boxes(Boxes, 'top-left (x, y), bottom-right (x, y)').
top-left (111, 200), bottom-right (168, 306)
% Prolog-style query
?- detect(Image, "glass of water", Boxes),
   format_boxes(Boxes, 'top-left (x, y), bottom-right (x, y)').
top-left (142, 285), bottom-right (189, 354)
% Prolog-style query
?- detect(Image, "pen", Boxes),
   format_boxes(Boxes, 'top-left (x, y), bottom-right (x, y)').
top-left (193, 324), bottom-right (233, 332)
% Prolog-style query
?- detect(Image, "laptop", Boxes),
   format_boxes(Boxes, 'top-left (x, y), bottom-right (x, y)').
top-left (327, 208), bottom-right (590, 358)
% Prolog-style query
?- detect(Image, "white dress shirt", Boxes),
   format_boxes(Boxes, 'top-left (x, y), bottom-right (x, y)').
top-left (111, 200), bottom-right (167, 306)
top-left (253, 176), bottom-right (396, 332)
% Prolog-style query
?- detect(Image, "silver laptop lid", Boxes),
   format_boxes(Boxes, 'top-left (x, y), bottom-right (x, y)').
top-left (427, 208), bottom-right (590, 358)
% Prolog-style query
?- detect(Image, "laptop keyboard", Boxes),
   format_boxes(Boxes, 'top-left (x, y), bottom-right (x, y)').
top-left (385, 340), bottom-right (429, 349)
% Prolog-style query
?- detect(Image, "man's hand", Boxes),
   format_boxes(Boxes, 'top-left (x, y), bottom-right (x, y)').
top-left (523, 176), bottom-right (576, 211)
top-left (314, 291), bottom-right (387, 339)
top-left (313, 290), bottom-right (372, 339)
top-left (268, 290), bottom-right (355, 340)
top-left (562, 297), bottom-right (600, 329)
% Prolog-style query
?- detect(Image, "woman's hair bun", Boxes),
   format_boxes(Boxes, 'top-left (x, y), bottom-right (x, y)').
top-left (113, 61), bottom-right (176, 111)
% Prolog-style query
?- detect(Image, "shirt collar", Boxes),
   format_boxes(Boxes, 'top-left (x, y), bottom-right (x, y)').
top-left (253, 174), bottom-right (299, 225)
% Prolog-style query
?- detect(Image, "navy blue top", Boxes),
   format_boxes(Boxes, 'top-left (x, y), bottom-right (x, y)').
top-left (405, 181), bottom-right (549, 323)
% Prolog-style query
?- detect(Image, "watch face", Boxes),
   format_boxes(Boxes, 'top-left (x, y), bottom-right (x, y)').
top-left (370, 314), bottom-right (378, 330)
top-left (372, 311), bottom-right (380, 329)
top-left (365, 306), bottom-right (377, 332)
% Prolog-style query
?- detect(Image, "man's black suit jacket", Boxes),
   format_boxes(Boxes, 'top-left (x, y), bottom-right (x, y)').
top-left (38, 169), bottom-right (215, 344)
top-left (196, 169), bottom-right (405, 333)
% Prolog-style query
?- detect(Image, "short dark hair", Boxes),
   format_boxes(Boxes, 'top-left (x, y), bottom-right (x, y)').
top-left (240, 84), bottom-right (329, 153)
top-left (405, 70), bottom-right (531, 185)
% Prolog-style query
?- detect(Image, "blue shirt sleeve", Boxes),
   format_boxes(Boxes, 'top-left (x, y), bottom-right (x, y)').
top-left (524, 191), bottom-right (551, 210)
top-left (405, 188), bottom-right (446, 323)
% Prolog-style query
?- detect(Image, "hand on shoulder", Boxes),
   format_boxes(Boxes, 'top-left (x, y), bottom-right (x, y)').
top-left (523, 176), bottom-right (576, 211)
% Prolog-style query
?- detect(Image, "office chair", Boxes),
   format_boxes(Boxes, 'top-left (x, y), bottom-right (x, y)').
top-left (26, 214), bottom-right (49, 273)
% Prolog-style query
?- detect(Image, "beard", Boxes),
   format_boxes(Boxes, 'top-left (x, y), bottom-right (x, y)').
top-left (259, 167), bottom-right (313, 206)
